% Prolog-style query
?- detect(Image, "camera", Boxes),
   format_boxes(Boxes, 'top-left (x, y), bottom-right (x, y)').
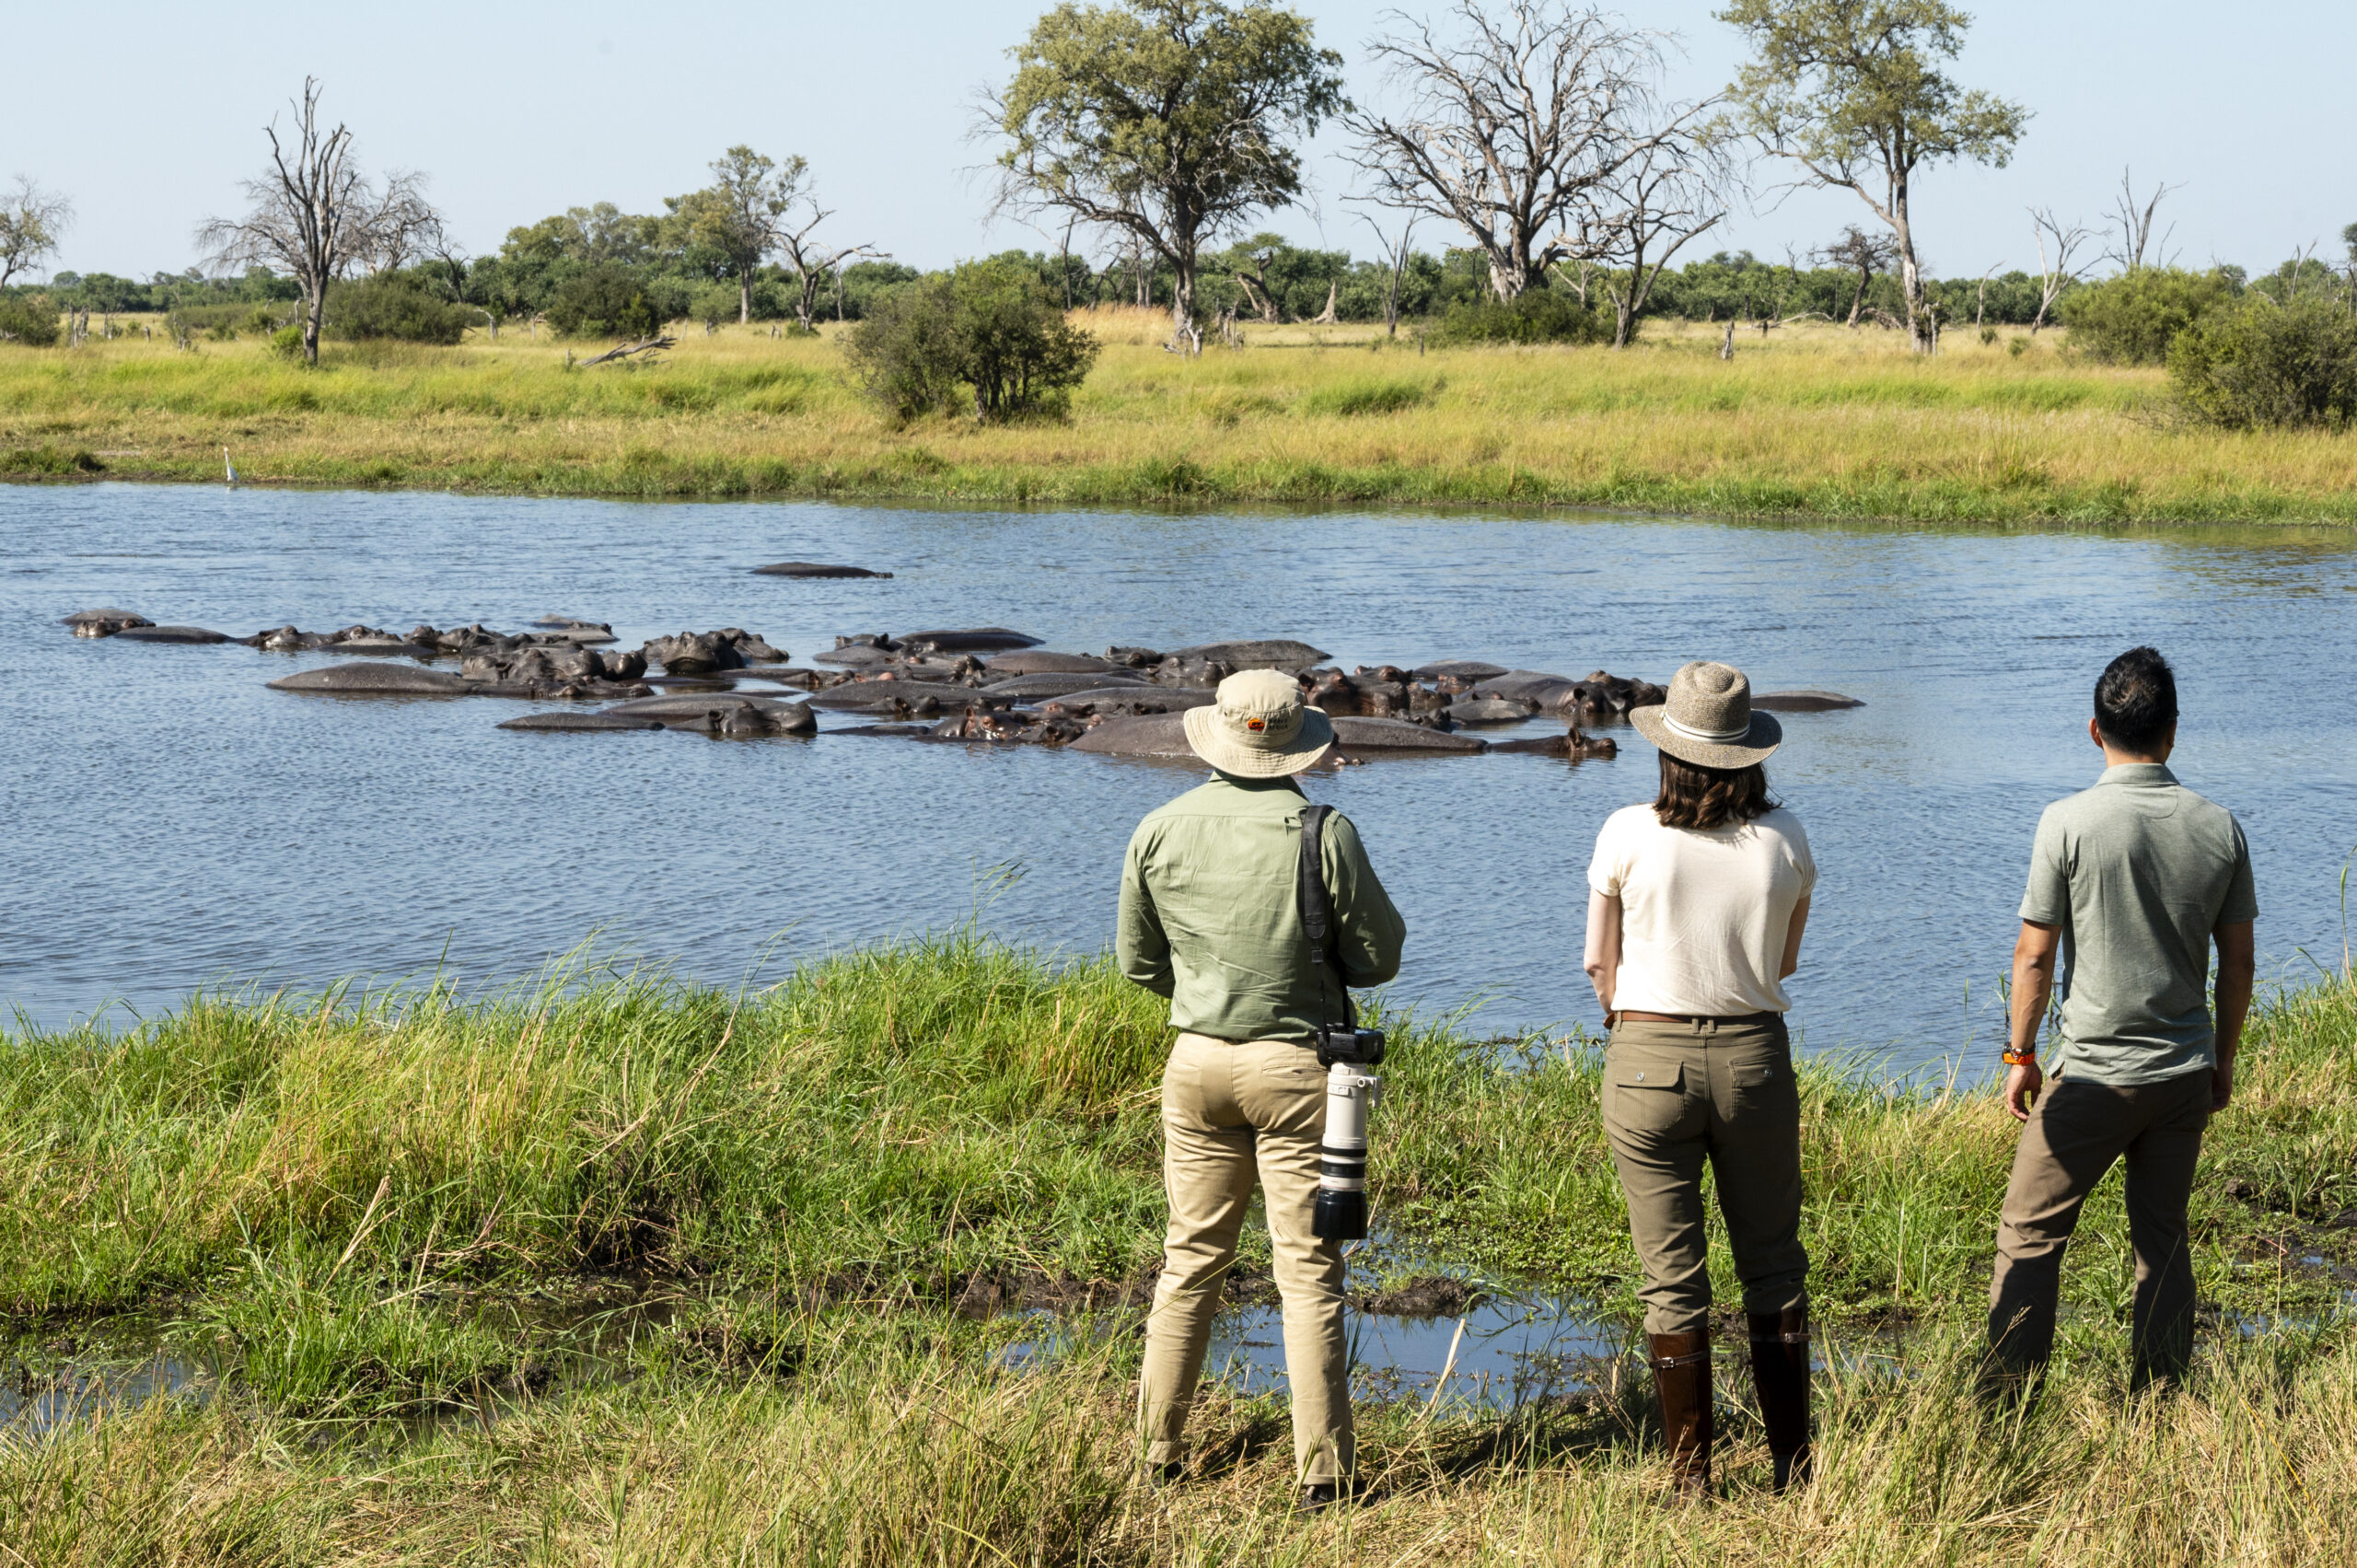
top-left (1314, 1023), bottom-right (1387, 1067)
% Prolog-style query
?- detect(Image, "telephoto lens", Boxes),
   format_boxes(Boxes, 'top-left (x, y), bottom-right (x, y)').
top-left (1311, 1059), bottom-right (1383, 1240)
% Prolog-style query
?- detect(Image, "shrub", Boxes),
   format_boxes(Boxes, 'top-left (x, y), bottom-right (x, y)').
top-left (0, 292), bottom-right (60, 346)
top-left (2060, 268), bottom-right (2236, 365)
top-left (2167, 298), bottom-right (2357, 429)
top-left (325, 275), bottom-right (470, 344)
top-left (545, 264), bottom-right (661, 340)
top-left (269, 325), bottom-right (305, 361)
top-left (1429, 289), bottom-right (1610, 347)
top-left (842, 262), bottom-right (1098, 423)
top-left (692, 285), bottom-right (737, 331)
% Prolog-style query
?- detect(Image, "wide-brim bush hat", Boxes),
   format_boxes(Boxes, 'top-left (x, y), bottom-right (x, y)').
top-left (1631, 660), bottom-right (1782, 768)
top-left (1183, 668), bottom-right (1335, 776)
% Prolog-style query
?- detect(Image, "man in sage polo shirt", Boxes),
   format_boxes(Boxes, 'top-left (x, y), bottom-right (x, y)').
top-left (1118, 668), bottom-right (1405, 1510)
top-left (1986, 646), bottom-right (2257, 1393)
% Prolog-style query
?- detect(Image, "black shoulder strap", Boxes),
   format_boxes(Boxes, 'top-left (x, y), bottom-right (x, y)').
top-left (1297, 805), bottom-right (1355, 1028)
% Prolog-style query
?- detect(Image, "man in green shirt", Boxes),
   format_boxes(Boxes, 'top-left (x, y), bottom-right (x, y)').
top-left (1986, 646), bottom-right (2258, 1395)
top-left (1118, 668), bottom-right (1405, 1511)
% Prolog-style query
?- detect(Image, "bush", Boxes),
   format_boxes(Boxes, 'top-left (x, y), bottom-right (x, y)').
top-left (269, 325), bottom-right (305, 361)
top-left (842, 262), bottom-right (1099, 423)
top-left (0, 293), bottom-right (60, 346)
top-left (326, 275), bottom-right (471, 344)
top-left (545, 264), bottom-right (662, 340)
top-left (2167, 298), bottom-right (2357, 429)
top-left (692, 285), bottom-right (737, 331)
top-left (2060, 268), bottom-right (2236, 365)
top-left (1429, 289), bottom-right (1610, 347)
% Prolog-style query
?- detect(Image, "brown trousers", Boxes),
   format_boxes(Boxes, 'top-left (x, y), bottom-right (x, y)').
top-left (1137, 1032), bottom-right (1352, 1483)
top-left (1987, 1068), bottom-right (2212, 1386)
top-left (1601, 1015), bottom-right (1810, 1336)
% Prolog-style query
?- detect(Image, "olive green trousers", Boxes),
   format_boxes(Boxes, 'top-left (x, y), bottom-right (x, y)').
top-left (1137, 1032), bottom-right (1353, 1484)
top-left (1601, 1015), bottom-right (1811, 1336)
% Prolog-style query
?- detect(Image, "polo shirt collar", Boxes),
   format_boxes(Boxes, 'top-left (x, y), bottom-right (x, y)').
top-left (2099, 762), bottom-right (2178, 788)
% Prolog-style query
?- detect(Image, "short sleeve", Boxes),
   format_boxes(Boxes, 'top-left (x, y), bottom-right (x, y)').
top-left (1587, 810), bottom-right (1631, 897)
top-left (2019, 807), bottom-right (2070, 926)
top-left (2218, 816), bottom-right (2258, 925)
top-left (1779, 812), bottom-right (1817, 898)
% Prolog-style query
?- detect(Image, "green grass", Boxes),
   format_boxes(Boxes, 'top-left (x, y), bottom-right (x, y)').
top-left (6, 312), bottom-right (2355, 523)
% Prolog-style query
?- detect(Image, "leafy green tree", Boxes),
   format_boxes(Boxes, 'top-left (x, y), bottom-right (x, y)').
top-left (0, 291), bottom-right (60, 346)
top-left (0, 177), bottom-right (73, 287)
top-left (2059, 268), bottom-right (2236, 365)
top-left (668, 148), bottom-right (882, 328)
top-left (544, 264), bottom-right (661, 339)
top-left (1720, 0), bottom-right (2028, 353)
top-left (843, 261), bottom-right (1100, 422)
top-left (2169, 297), bottom-right (2357, 429)
top-left (325, 273), bottom-right (472, 343)
top-left (992, 0), bottom-right (1346, 350)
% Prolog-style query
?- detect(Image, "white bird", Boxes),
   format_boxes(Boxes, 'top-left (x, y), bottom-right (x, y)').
top-left (223, 447), bottom-right (238, 485)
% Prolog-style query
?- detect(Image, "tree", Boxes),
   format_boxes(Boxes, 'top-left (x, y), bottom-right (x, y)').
top-left (1818, 224), bottom-right (1896, 326)
top-left (2104, 168), bottom-right (2177, 274)
top-left (2026, 206), bottom-right (2091, 333)
top-left (1348, 2), bottom-right (1713, 305)
top-left (992, 0), bottom-right (1347, 350)
top-left (668, 147), bottom-right (881, 327)
top-left (0, 177), bottom-right (74, 287)
top-left (842, 261), bottom-right (1100, 422)
top-left (1578, 124), bottom-right (1728, 345)
top-left (194, 78), bottom-right (442, 365)
top-left (1719, 0), bottom-right (2028, 353)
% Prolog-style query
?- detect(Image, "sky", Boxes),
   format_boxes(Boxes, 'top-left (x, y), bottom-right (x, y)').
top-left (7, 0), bottom-right (2353, 285)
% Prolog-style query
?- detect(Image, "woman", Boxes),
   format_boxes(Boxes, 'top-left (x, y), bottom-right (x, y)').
top-left (1584, 660), bottom-right (1816, 1496)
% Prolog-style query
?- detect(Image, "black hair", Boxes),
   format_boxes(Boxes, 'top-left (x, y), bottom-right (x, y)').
top-left (2095, 645), bottom-right (2177, 754)
top-left (1653, 752), bottom-right (1778, 830)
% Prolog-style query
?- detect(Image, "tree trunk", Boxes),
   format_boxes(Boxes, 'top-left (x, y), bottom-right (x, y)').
top-left (1891, 183), bottom-right (1933, 354)
top-left (1170, 252), bottom-right (1198, 354)
top-left (1847, 269), bottom-right (1868, 328)
top-left (1720, 319), bottom-right (1735, 360)
top-left (740, 278), bottom-right (751, 326)
top-left (302, 278), bottom-right (324, 366)
top-left (1313, 281), bottom-right (1338, 325)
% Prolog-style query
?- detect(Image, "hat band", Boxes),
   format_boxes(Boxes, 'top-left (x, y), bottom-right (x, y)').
top-left (1665, 713), bottom-right (1752, 744)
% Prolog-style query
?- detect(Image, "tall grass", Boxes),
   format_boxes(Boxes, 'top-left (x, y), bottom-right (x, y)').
top-left (5, 317), bottom-right (2353, 523)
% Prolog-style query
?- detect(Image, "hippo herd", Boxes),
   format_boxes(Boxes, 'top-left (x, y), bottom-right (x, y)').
top-left (61, 608), bottom-right (1862, 761)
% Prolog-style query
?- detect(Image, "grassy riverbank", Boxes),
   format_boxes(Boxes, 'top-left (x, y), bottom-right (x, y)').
top-left (5, 309), bottom-right (2354, 525)
top-left (6, 942), bottom-right (2354, 1561)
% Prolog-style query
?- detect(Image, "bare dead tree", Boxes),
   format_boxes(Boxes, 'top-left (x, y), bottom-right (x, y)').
top-left (1818, 225), bottom-right (1898, 328)
top-left (193, 78), bottom-right (440, 365)
top-left (772, 203), bottom-right (885, 333)
top-left (1353, 211), bottom-right (1422, 336)
top-left (2105, 168), bottom-right (2179, 274)
top-left (1573, 125), bottom-right (1728, 346)
top-left (2028, 207), bottom-right (2094, 332)
top-left (0, 176), bottom-right (75, 286)
top-left (1346, 0), bottom-right (1714, 302)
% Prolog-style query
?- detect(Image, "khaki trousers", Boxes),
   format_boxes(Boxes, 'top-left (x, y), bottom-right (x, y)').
top-left (1138, 1031), bottom-right (1352, 1483)
top-left (1601, 1015), bottom-right (1809, 1336)
top-left (1987, 1069), bottom-right (2211, 1387)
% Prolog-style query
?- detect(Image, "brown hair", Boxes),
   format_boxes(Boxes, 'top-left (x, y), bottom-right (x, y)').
top-left (1653, 751), bottom-right (1778, 830)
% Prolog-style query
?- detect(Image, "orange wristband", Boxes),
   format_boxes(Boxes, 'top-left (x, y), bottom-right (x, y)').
top-left (2002, 1048), bottom-right (2037, 1067)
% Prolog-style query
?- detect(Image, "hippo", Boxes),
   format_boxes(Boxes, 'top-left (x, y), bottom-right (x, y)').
top-left (981, 671), bottom-right (1155, 700)
top-left (1328, 716), bottom-right (1486, 755)
top-left (1752, 690), bottom-right (1864, 712)
top-left (1068, 714), bottom-right (1200, 759)
top-left (1446, 696), bottom-right (1540, 726)
top-left (813, 643), bottom-right (897, 668)
top-left (752, 562), bottom-right (894, 578)
top-left (1157, 639), bottom-right (1329, 673)
top-left (267, 663), bottom-right (475, 695)
top-left (898, 627), bottom-right (1041, 654)
top-left (329, 635), bottom-right (441, 657)
top-left (112, 625), bottom-right (232, 645)
top-left (732, 667), bottom-right (825, 690)
top-left (930, 708), bottom-right (1088, 746)
top-left (1566, 671), bottom-right (1667, 717)
top-left (246, 625), bottom-right (332, 652)
top-left (64, 608), bottom-right (155, 637)
top-left (1472, 670), bottom-right (1581, 709)
top-left (643, 632), bottom-right (749, 677)
top-left (1040, 687), bottom-right (1214, 715)
top-left (496, 711), bottom-right (665, 732)
top-left (983, 650), bottom-right (1120, 677)
top-left (807, 681), bottom-right (995, 713)
top-left (1106, 645), bottom-right (1165, 668)
top-left (702, 699), bottom-right (817, 738)
top-left (603, 693), bottom-right (814, 723)
top-left (533, 616), bottom-right (615, 634)
top-left (1412, 659), bottom-right (1508, 681)
top-left (1491, 726), bottom-right (1620, 759)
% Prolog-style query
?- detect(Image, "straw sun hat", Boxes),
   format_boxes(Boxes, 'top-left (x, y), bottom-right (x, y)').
top-left (1183, 668), bottom-right (1335, 776)
top-left (1631, 660), bottom-right (1782, 769)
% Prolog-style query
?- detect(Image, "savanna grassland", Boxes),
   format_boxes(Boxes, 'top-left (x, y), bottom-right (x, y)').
top-left (6, 933), bottom-right (2356, 1563)
top-left (6, 308), bottom-right (2355, 526)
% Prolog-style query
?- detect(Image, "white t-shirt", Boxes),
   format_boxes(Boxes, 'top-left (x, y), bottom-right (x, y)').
top-left (1587, 804), bottom-right (1817, 1016)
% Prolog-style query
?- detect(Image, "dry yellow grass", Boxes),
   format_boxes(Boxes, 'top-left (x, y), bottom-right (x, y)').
top-left (2, 308), bottom-right (2351, 524)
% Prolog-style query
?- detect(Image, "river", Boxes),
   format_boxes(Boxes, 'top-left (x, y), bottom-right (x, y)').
top-left (6, 482), bottom-right (2352, 1076)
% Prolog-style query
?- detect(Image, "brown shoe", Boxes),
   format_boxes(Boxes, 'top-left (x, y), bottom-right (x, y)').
top-left (1646, 1330), bottom-right (1713, 1495)
top-left (1747, 1308), bottom-right (1812, 1493)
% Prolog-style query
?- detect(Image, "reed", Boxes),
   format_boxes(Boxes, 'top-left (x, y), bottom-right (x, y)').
top-left (6, 316), bottom-right (2353, 523)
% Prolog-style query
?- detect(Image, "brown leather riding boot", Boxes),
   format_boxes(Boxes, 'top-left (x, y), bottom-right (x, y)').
top-left (1747, 1308), bottom-right (1813, 1493)
top-left (1646, 1330), bottom-right (1713, 1495)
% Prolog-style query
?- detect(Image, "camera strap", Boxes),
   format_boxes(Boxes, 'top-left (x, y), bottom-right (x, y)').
top-left (1296, 804), bottom-right (1356, 1031)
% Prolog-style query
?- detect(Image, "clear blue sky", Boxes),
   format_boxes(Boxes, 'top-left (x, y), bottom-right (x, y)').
top-left (9, 0), bottom-right (2351, 283)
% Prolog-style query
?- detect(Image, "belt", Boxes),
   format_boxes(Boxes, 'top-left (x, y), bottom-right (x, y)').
top-left (1611, 1010), bottom-right (1779, 1028)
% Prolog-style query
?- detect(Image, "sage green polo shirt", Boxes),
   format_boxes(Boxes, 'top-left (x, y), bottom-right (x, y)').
top-left (1118, 774), bottom-right (1406, 1045)
top-left (2020, 762), bottom-right (2258, 1085)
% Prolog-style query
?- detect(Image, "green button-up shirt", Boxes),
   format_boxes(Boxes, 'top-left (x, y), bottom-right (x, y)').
top-left (1117, 774), bottom-right (1406, 1045)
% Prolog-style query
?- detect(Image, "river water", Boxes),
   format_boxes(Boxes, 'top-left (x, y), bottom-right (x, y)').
top-left (5, 482), bottom-right (2352, 1074)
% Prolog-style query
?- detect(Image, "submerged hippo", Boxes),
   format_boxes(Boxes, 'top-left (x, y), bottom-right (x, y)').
top-left (497, 711), bottom-right (665, 732)
top-left (1041, 686), bottom-right (1215, 715)
top-left (1445, 695), bottom-right (1540, 726)
top-left (112, 625), bottom-right (232, 645)
top-left (1328, 716), bottom-right (1486, 754)
top-left (1157, 639), bottom-right (1329, 673)
top-left (983, 650), bottom-right (1120, 677)
top-left (807, 680), bottom-right (995, 713)
top-left (1469, 670), bottom-right (1581, 708)
top-left (981, 671), bottom-right (1154, 699)
top-left (267, 663), bottom-right (474, 696)
top-left (1067, 714), bottom-right (1199, 759)
top-left (603, 692), bottom-right (813, 723)
top-left (63, 608), bottom-right (156, 637)
top-left (899, 627), bottom-right (1041, 653)
top-left (752, 562), bottom-right (894, 578)
top-left (532, 616), bottom-right (615, 634)
top-left (1492, 726), bottom-right (1620, 759)
top-left (1751, 690), bottom-right (1865, 712)
top-left (1412, 659), bottom-right (1508, 681)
